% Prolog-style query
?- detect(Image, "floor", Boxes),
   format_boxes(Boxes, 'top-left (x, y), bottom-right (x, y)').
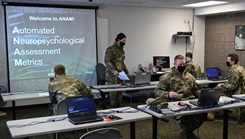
top-left (0, 97), bottom-right (245, 139)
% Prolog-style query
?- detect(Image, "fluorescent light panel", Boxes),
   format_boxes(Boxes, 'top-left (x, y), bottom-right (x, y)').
top-left (183, 1), bottom-right (228, 7)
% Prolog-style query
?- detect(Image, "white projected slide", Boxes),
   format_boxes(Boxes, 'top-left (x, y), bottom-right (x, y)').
top-left (5, 6), bottom-right (97, 90)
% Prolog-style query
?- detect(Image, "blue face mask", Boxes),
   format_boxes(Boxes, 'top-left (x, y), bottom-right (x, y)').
top-left (185, 57), bottom-right (190, 62)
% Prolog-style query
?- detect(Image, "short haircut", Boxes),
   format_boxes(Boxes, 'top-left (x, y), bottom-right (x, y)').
top-left (185, 52), bottom-right (193, 58)
top-left (54, 64), bottom-right (65, 75)
top-left (115, 33), bottom-right (126, 42)
top-left (174, 54), bottom-right (185, 62)
top-left (227, 53), bottom-right (239, 64)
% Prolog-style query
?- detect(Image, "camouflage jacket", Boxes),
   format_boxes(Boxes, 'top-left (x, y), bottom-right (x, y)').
top-left (154, 67), bottom-right (198, 101)
top-left (104, 42), bottom-right (129, 79)
top-left (185, 61), bottom-right (196, 77)
top-left (49, 75), bottom-right (92, 103)
top-left (222, 64), bottom-right (245, 96)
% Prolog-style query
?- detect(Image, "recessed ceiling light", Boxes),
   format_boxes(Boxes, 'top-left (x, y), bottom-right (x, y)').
top-left (183, 1), bottom-right (228, 7)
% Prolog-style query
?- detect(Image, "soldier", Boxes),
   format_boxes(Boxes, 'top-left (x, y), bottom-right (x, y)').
top-left (154, 54), bottom-right (206, 139)
top-left (49, 64), bottom-right (92, 114)
top-left (104, 33), bottom-right (130, 108)
top-left (185, 52), bottom-right (196, 77)
top-left (216, 53), bottom-right (245, 123)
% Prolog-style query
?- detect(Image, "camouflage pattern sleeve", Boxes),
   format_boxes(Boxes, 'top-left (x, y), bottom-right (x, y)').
top-left (48, 83), bottom-right (57, 104)
top-left (222, 70), bottom-right (242, 93)
top-left (154, 73), bottom-right (172, 98)
top-left (104, 47), bottom-right (116, 74)
top-left (77, 79), bottom-right (92, 96)
top-left (122, 62), bottom-right (129, 74)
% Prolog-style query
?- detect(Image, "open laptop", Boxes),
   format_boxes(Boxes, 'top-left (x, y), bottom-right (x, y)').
top-left (133, 72), bottom-right (151, 86)
top-left (189, 88), bottom-right (222, 107)
top-left (206, 67), bottom-right (226, 81)
top-left (66, 95), bottom-right (103, 125)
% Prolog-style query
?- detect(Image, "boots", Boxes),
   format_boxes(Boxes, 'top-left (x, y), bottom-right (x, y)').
top-left (0, 111), bottom-right (6, 116)
top-left (207, 112), bottom-right (214, 121)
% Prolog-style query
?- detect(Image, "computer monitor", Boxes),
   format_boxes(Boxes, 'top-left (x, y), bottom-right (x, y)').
top-left (153, 56), bottom-right (170, 70)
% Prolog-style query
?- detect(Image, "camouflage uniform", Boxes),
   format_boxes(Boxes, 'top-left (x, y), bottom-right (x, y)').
top-left (154, 67), bottom-right (206, 135)
top-left (49, 75), bottom-right (92, 109)
top-left (185, 61), bottom-right (196, 78)
top-left (104, 42), bottom-right (129, 107)
top-left (221, 64), bottom-right (245, 119)
top-left (221, 64), bottom-right (244, 96)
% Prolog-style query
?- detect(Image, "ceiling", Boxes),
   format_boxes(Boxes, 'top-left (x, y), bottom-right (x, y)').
top-left (27, 0), bottom-right (245, 8)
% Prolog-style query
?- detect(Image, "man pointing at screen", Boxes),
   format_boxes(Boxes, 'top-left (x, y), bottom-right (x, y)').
top-left (104, 33), bottom-right (130, 108)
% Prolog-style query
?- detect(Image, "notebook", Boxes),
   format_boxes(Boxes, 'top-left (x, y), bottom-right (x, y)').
top-left (66, 95), bottom-right (103, 125)
top-left (133, 72), bottom-right (151, 86)
top-left (189, 88), bottom-right (222, 107)
top-left (206, 67), bottom-right (226, 81)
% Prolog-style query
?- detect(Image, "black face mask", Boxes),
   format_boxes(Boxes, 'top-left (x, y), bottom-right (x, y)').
top-left (226, 61), bottom-right (231, 67)
top-left (120, 42), bottom-right (126, 47)
top-left (177, 66), bottom-right (186, 73)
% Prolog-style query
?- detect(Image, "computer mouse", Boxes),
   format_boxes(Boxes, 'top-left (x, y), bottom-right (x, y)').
top-left (108, 115), bottom-right (116, 119)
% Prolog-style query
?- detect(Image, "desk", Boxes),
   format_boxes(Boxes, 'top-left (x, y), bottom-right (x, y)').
top-left (2, 89), bottom-right (100, 120)
top-left (7, 107), bottom-right (151, 139)
top-left (138, 96), bottom-right (245, 139)
top-left (195, 79), bottom-right (228, 85)
top-left (232, 94), bottom-right (245, 99)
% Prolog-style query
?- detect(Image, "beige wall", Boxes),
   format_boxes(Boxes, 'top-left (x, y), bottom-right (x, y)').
top-left (205, 12), bottom-right (245, 76)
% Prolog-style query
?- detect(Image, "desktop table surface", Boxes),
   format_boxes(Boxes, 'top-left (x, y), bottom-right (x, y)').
top-left (7, 107), bottom-right (151, 138)
top-left (138, 96), bottom-right (245, 118)
top-left (2, 89), bottom-right (100, 102)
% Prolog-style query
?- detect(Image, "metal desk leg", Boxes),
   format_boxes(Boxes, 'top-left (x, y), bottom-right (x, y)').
top-left (12, 101), bottom-right (16, 120)
top-left (223, 110), bottom-right (229, 139)
top-left (152, 116), bottom-right (158, 139)
top-left (130, 122), bottom-right (135, 139)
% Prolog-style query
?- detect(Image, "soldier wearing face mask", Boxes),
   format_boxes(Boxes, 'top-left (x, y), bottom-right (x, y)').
top-left (216, 53), bottom-right (245, 123)
top-left (154, 54), bottom-right (206, 139)
top-left (185, 52), bottom-right (196, 77)
top-left (104, 33), bottom-right (130, 108)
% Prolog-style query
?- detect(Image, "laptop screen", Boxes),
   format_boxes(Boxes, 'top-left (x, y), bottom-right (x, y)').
top-left (206, 68), bottom-right (219, 78)
top-left (66, 95), bottom-right (96, 118)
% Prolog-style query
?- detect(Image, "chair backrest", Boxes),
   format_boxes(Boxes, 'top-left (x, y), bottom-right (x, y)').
top-left (0, 85), bottom-right (7, 107)
top-left (54, 99), bottom-right (67, 115)
top-left (96, 63), bottom-right (107, 85)
top-left (80, 127), bottom-right (122, 139)
top-left (195, 64), bottom-right (202, 78)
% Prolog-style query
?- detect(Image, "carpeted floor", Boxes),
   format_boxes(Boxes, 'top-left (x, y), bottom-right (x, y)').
top-left (0, 98), bottom-right (245, 139)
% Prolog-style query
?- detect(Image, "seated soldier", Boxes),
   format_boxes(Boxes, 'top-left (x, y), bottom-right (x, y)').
top-left (49, 64), bottom-right (92, 114)
top-left (148, 54), bottom-right (206, 139)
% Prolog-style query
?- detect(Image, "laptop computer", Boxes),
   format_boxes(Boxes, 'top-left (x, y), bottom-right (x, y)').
top-left (133, 72), bottom-right (151, 86)
top-left (189, 88), bottom-right (222, 107)
top-left (206, 67), bottom-right (226, 81)
top-left (66, 95), bottom-right (103, 125)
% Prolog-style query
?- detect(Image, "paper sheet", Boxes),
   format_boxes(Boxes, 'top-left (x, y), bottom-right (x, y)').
top-left (117, 71), bottom-right (129, 80)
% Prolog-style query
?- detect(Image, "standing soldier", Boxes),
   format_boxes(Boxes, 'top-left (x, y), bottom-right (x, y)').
top-left (104, 33), bottom-right (130, 108)
top-left (153, 54), bottom-right (206, 139)
top-left (216, 53), bottom-right (245, 123)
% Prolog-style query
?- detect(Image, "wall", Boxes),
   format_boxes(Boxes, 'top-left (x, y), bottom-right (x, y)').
top-left (205, 12), bottom-right (245, 76)
top-left (0, 4), bottom-right (205, 93)
top-left (97, 5), bottom-right (205, 73)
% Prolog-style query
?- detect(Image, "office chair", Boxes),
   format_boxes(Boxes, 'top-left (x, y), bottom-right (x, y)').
top-left (96, 63), bottom-right (109, 109)
top-left (79, 127), bottom-right (123, 139)
top-left (54, 99), bottom-right (67, 115)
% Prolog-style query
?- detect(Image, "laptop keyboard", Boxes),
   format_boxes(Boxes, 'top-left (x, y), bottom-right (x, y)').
top-left (72, 116), bottom-right (98, 122)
